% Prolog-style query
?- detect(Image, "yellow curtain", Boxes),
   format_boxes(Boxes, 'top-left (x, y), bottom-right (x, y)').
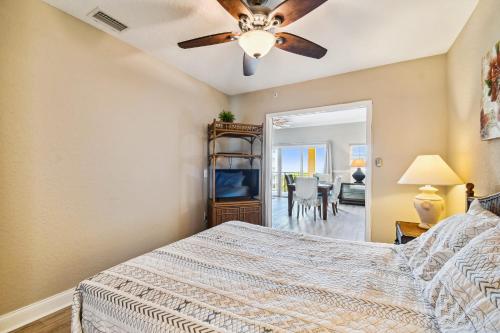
top-left (307, 148), bottom-right (316, 176)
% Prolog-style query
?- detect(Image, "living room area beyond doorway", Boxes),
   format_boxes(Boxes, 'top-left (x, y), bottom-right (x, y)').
top-left (267, 102), bottom-right (371, 241)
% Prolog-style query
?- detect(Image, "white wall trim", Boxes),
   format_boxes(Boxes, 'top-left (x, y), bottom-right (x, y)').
top-left (264, 100), bottom-right (373, 241)
top-left (365, 101), bottom-right (373, 242)
top-left (0, 288), bottom-right (74, 333)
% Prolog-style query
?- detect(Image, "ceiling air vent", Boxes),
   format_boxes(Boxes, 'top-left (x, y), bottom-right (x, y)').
top-left (88, 8), bottom-right (128, 32)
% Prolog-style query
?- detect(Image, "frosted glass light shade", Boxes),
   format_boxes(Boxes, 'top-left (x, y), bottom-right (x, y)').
top-left (351, 159), bottom-right (366, 167)
top-left (398, 155), bottom-right (463, 186)
top-left (238, 30), bottom-right (276, 59)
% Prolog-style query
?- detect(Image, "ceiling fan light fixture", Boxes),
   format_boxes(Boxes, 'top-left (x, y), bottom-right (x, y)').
top-left (238, 30), bottom-right (276, 59)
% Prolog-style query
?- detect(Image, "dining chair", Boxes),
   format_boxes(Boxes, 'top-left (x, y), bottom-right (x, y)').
top-left (294, 177), bottom-right (321, 220)
top-left (329, 176), bottom-right (342, 216)
top-left (314, 173), bottom-right (332, 183)
top-left (284, 174), bottom-right (295, 189)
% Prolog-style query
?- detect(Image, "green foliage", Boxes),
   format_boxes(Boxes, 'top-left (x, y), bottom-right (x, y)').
top-left (218, 110), bottom-right (236, 123)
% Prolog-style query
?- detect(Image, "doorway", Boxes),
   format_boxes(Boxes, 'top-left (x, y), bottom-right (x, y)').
top-left (264, 101), bottom-right (372, 241)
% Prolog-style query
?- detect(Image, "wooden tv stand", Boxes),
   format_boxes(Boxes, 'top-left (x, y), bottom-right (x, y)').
top-left (207, 120), bottom-right (263, 228)
top-left (208, 199), bottom-right (262, 228)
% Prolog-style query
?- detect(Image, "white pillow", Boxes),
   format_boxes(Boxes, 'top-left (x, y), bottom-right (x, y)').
top-left (424, 227), bottom-right (500, 332)
top-left (398, 201), bottom-right (499, 281)
top-left (468, 198), bottom-right (499, 218)
top-left (397, 213), bottom-right (465, 262)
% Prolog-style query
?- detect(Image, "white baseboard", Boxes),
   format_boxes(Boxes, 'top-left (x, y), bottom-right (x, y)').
top-left (0, 288), bottom-right (74, 333)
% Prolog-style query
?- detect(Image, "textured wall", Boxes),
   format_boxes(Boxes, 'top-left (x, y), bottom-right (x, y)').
top-left (0, 0), bottom-right (228, 314)
top-left (230, 55), bottom-right (449, 243)
top-left (446, 0), bottom-right (500, 213)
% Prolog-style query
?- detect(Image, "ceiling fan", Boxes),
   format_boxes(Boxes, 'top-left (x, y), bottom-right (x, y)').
top-left (272, 116), bottom-right (291, 129)
top-left (178, 0), bottom-right (328, 76)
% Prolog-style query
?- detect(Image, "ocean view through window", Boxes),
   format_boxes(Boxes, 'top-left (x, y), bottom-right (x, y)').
top-left (272, 144), bottom-right (327, 197)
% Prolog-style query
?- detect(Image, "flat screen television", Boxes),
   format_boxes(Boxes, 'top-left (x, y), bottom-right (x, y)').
top-left (214, 169), bottom-right (259, 199)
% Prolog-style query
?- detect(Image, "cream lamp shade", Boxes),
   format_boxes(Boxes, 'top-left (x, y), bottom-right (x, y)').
top-left (398, 155), bottom-right (463, 229)
top-left (351, 159), bottom-right (366, 168)
top-left (398, 155), bottom-right (462, 185)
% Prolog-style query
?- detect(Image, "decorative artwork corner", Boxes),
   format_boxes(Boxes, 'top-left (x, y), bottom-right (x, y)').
top-left (481, 41), bottom-right (500, 140)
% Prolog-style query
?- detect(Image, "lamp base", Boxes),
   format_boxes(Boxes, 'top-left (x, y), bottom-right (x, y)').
top-left (413, 185), bottom-right (444, 230)
top-left (352, 168), bottom-right (365, 184)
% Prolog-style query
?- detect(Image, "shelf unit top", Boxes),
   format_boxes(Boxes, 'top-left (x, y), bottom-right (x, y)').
top-left (209, 152), bottom-right (262, 159)
top-left (208, 120), bottom-right (263, 140)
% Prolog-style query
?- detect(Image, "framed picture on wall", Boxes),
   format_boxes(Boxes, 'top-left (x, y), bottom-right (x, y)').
top-left (481, 41), bottom-right (500, 140)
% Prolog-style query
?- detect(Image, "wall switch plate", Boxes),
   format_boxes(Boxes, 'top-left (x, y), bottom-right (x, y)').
top-left (375, 158), bottom-right (383, 167)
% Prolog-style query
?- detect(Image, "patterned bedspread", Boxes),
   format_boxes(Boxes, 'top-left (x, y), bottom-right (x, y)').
top-left (72, 222), bottom-right (439, 332)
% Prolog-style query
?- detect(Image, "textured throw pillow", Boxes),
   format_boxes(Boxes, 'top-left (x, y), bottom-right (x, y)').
top-left (468, 198), bottom-right (499, 219)
top-left (398, 204), bottom-right (499, 281)
top-left (424, 227), bottom-right (500, 332)
top-left (397, 213), bottom-right (464, 262)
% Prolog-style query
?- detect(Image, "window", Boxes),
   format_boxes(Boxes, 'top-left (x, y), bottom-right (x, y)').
top-left (315, 146), bottom-right (326, 174)
top-left (272, 144), bottom-right (327, 197)
top-left (281, 146), bottom-right (303, 173)
top-left (349, 144), bottom-right (367, 182)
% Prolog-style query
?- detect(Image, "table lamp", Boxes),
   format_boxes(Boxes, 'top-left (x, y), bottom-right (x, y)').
top-left (398, 155), bottom-right (463, 229)
top-left (351, 159), bottom-right (366, 184)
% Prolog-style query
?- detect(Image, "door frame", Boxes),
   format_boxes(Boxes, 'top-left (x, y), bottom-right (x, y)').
top-left (264, 100), bottom-right (373, 241)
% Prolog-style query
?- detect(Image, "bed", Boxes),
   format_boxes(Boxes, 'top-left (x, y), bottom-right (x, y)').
top-left (72, 185), bottom-right (499, 332)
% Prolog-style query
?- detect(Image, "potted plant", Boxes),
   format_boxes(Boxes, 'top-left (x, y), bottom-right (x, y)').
top-left (218, 110), bottom-right (235, 123)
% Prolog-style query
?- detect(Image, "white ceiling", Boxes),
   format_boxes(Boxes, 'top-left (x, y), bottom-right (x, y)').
top-left (273, 106), bottom-right (366, 129)
top-left (43, 0), bottom-right (478, 95)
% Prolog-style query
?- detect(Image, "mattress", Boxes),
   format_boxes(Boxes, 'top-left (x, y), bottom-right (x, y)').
top-left (72, 222), bottom-right (439, 332)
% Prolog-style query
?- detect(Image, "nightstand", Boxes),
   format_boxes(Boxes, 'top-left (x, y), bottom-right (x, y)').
top-left (395, 221), bottom-right (427, 244)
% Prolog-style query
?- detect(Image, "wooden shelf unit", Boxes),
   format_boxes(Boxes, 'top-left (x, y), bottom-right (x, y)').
top-left (207, 120), bottom-right (263, 228)
top-left (208, 199), bottom-right (262, 227)
top-left (209, 152), bottom-right (262, 160)
top-left (208, 121), bottom-right (263, 140)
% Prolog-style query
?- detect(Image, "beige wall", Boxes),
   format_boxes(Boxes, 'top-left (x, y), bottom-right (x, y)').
top-left (0, 0), bottom-right (228, 314)
top-left (230, 55), bottom-right (449, 243)
top-left (446, 0), bottom-right (500, 214)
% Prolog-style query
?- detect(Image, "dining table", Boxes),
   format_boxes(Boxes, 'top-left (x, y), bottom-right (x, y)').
top-left (287, 182), bottom-right (333, 220)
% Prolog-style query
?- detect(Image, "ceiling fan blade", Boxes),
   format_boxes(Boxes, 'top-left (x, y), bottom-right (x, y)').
top-left (178, 32), bottom-right (237, 49)
top-left (217, 0), bottom-right (253, 21)
top-left (270, 0), bottom-right (327, 27)
top-left (275, 32), bottom-right (327, 59)
top-left (243, 53), bottom-right (259, 76)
